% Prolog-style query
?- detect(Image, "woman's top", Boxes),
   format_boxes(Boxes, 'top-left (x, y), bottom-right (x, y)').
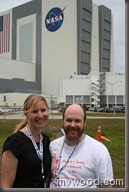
top-left (2, 131), bottom-right (52, 188)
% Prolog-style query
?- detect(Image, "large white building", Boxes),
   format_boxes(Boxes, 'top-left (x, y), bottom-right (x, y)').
top-left (58, 72), bottom-right (125, 107)
top-left (0, 0), bottom-right (125, 107)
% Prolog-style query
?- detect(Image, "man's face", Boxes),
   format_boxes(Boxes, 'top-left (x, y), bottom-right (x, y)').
top-left (63, 104), bottom-right (86, 142)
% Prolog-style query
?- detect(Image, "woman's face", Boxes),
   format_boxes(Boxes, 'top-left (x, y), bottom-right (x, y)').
top-left (25, 100), bottom-right (49, 130)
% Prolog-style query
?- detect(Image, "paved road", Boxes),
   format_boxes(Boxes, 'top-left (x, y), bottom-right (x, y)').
top-left (0, 112), bottom-right (125, 120)
top-left (0, 112), bottom-right (62, 120)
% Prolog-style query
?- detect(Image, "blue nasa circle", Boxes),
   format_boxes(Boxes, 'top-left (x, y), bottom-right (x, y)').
top-left (45, 7), bottom-right (64, 32)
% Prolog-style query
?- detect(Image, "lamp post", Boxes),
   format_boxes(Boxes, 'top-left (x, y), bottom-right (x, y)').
top-left (107, 81), bottom-right (122, 115)
top-left (3, 95), bottom-right (6, 119)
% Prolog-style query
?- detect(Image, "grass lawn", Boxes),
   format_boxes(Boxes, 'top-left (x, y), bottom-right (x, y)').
top-left (0, 117), bottom-right (125, 188)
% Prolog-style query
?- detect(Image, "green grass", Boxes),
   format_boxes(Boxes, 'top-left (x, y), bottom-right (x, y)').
top-left (52, 112), bottom-right (125, 117)
top-left (0, 118), bottom-right (125, 188)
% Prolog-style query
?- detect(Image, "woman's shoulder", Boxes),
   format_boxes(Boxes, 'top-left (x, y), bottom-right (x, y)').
top-left (42, 132), bottom-right (51, 144)
top-left (42, 132), bottom-right (49, 139)
top-left (2, 131), bottom-right (28, 158)
top-left (4, 131), bottom-right (27, 143)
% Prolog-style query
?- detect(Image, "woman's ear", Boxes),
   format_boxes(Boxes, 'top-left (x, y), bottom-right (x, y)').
top-left (24, 112), bottom-right (28, 118)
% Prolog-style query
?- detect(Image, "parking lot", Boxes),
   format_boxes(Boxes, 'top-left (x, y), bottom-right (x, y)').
top-left (0, 111), bottom-right (125, 120)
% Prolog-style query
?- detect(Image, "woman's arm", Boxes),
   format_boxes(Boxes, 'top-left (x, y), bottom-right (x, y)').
top-left (1, 150), bottom-right (18, 188)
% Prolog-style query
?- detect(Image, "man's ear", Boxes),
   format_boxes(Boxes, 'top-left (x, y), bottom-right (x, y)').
top-left (84, 120), bottom-right (87, 127)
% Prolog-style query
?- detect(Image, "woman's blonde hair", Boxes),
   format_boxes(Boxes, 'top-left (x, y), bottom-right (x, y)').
top-left (14, 94), bottom-right (48, 133)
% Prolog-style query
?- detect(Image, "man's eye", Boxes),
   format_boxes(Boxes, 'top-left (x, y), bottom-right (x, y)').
top-left (66, 119), bottom-right (72, 123)
top-left (75, 119), bottom-right (81, 123)
top-left (66, 119), bottom-right (81, 123)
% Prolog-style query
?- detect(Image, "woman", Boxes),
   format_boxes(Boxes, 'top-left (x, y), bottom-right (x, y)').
top-left (1, 94), bottom-right (51, 188)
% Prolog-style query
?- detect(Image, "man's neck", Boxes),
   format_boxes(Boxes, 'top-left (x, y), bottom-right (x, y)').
top-left (65, 134), bottom-right (85, 146)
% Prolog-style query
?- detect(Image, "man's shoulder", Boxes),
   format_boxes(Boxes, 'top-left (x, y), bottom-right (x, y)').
top-left (50, 135), bottom-right (65, 145)
top-left (85, 135), bottom-right (108, 150)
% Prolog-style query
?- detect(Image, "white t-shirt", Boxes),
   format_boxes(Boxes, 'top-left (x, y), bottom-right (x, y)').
top-left (49, 134), bottom-right (113, 188)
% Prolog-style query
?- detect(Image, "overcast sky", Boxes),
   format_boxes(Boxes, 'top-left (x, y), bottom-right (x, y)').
top-left (0, 0), bottom-right (125, 74)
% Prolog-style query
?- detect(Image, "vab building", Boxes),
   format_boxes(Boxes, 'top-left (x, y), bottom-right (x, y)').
top-left (0, 0), bottom-right (125, 107)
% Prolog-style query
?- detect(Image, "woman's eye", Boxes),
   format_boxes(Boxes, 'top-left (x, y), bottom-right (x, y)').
top-left (32, 109), bottom-right (47, 113)
top-left (32, 110), bottom-right (38, 114)
top-left (41, 109), bottom-right (46, 112)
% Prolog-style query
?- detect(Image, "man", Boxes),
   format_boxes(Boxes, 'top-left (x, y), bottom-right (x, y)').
top-left (49, 104), bottom-right (113, 188)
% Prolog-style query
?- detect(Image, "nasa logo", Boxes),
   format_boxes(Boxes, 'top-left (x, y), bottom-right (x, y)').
top-left (45, 6), bottom-right (66, 32)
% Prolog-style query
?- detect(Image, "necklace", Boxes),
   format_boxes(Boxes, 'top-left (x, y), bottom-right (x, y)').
top-left (25, 124), bottom-right (45, 180)
top-left (57, 134), bottom-right (85, 178)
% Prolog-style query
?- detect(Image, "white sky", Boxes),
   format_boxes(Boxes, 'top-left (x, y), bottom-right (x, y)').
top-left (0, 0), bottom-right (125, 73)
